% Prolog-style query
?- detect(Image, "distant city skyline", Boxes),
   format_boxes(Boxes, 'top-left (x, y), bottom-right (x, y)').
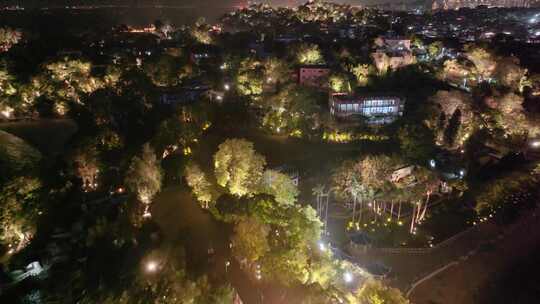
top-left (1, 0), bottom-right (538, 10)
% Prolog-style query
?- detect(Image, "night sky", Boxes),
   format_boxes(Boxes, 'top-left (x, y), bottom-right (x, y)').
top-left (3, 0), bottom-right (373, 7)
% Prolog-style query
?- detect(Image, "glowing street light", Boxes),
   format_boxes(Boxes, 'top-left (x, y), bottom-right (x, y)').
top-left (343, 271), bottom-right (353, 283)
top-left (530, 141), bottom-right (540, 148)
top-left (318, 241), bottom-right (327, 252)
top-left (146, 261), bottom-right (158, 273)
top-left (224, 84), bottom-right (230, 91)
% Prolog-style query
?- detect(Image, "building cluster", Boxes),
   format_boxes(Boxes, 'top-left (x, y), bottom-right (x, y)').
top-left (329, 93), bottom-right (405, 125)
top-left (371, 35), bottom-right (416, 72)
top-left (403, 7), bottom-right (540, 44)
top-left (431, 0), bottom-right (536, 10)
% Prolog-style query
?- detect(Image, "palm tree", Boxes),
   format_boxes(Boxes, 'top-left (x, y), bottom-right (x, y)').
top-left (312, 184), bottom-right (326, 218)
top-left (345, 177), bottom-right (363, 224)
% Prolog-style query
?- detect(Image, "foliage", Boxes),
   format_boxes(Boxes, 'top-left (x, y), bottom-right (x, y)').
top-left (142, 54), bottom-right (192, 87)
top-left (214, 138), bottom-right (266, 197)
top-left (351, 63), bottom-right (373, 86)
top-left (359, 155), bottom-right (401, 189)
top-left (125, 143), bottom-right (163, 205)
top-left (428, 90), bottom-right (475, 147)
top-left (0, 27), bottom-right (22, 52)
top-left (191, 17), bottom-right (214, 44)
top-left (67, 140), bottom-right (101, 190)
top-left (494, 57), bottom-right (527, 91)
top-left (185, 162), bottom-right (216, 208)
top-left (231, 216), bottom-right (271, 263)
top-left (43, 58), bottom-right (103, 108)
top-left (427, 41), bottom-right (443, 59)
top-left (236, 57), bottom-right (264, 96)
top-left (354, 279), bottom-right (409, 304)
top-left (464, 45), bottom-right (496, 80)
top-left (475, 170), bottom-right (537, 214)
top-left (261, 84), bottom-right (324, 136)
top-left (263, 57), bottom-right (291, 85)
top-left (331, 160), bottom-right (362, 201)
top-left (329, 73), bottom-right (351, 93)
top-left (259, 169), bottom-right (298, 206)
top-left (296, 43), bottom-right (324, 65)
top-left (398, 124), bottom-right (436, 163)
top-left (0, 176), bottom-right (41, 247)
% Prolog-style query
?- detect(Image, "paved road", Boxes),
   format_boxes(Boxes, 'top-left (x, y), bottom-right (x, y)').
top-left (347, 200), bottom-right (540, 295)
top-left (410, 205), bottom-right (540, 304)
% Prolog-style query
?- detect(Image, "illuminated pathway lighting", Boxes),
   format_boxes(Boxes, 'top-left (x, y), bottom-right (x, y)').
top-left (531, 141), bottom-right (540, 148)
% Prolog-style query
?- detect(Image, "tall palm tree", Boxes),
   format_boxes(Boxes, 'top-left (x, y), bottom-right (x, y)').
top-left (345, 177), bottom-right (363, 224)
top-left (312, 184), bottom-right (326, 218)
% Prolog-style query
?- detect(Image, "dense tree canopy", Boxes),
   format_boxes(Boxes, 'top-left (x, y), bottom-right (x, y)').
top-left (125, 143), bottom-right (163, 205)
top-left (214, 138), bottom-right (266, 197)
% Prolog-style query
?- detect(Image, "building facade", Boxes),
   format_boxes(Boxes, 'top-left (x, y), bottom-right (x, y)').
top-left (298, 65), bottom-right (330, 88)
top-left (329, 93), bottom-right (404, 124)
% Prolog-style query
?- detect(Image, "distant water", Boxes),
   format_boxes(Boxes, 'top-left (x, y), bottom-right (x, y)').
top-left (0, 6), bottom-right (236, 30)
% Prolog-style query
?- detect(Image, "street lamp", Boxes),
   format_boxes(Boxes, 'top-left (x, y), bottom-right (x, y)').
top-left (531, 141), bottom-right (540, 148)
top-left (343, 272), bottom-right (353, 283)
top-left (318, 241), bottom-right (327, 252)
top-left (224, 84), bottom-right (230, 91)
top-left (146, 261), bottom-right (158, 273)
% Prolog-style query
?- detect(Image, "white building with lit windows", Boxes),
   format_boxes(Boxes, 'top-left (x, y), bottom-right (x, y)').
top-left (329, 93), bottom-right (405, 124)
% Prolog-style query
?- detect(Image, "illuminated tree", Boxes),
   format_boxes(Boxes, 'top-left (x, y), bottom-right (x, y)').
top-left (68, 142), bottom-right (101, 191)
top-left (464, 46), bottom-right (496, 81)
top-left (351, 63), bottom-right (373, 86)
top-left (355, 279), bottom-right (409, 304)
top-left (0, 61), bottom-right (18, 117)
top-left (258, 204), bottom-right (324, 286)
top-left (185, 162), bottom-right (216, 209)
top-left (494, 57), bottom-right (527, 91)
top-left (231, 216), bottom-right (270, 264)
top-left (427, 41), bottom-right (443, 59)
top-left (440, 59), bottom-right (472, 85)
top-left (43, 57), bottom-right (104, 109)
top-left (331, 160), bottom-right (362, 201)
top-left (496, 92), bottom-right (529, 136)
top-left (429, 90), bottom-right (474, 147)
top-left (398, 124), bottom-right (436, 163)
top-left (329, 73), bottom-right (351, 93)
top-left (191, 17), bottom-right (214, 44)
top-left (371, 52), bottom-right (390, 75)
top-left (260, 169), bottom-right (298, 206)
top-left (125, 143), bottom-right (163, 205)
top-left (0, 27), bottom-right (22, 52)
top-left (214, 139), bottom-right (266, 197)
top-left (359, 155), bottom-right (400, 190)
top-left (236, 58), bottom-right (264, 96)
top-left (296, 43), bottom-right (324, 65)
top-left (0, 176), bottom-right (41, 249)
top-left (143, 54), bottom-right (192, 87)
top-left (263, 57), bottom-right (291, 85)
